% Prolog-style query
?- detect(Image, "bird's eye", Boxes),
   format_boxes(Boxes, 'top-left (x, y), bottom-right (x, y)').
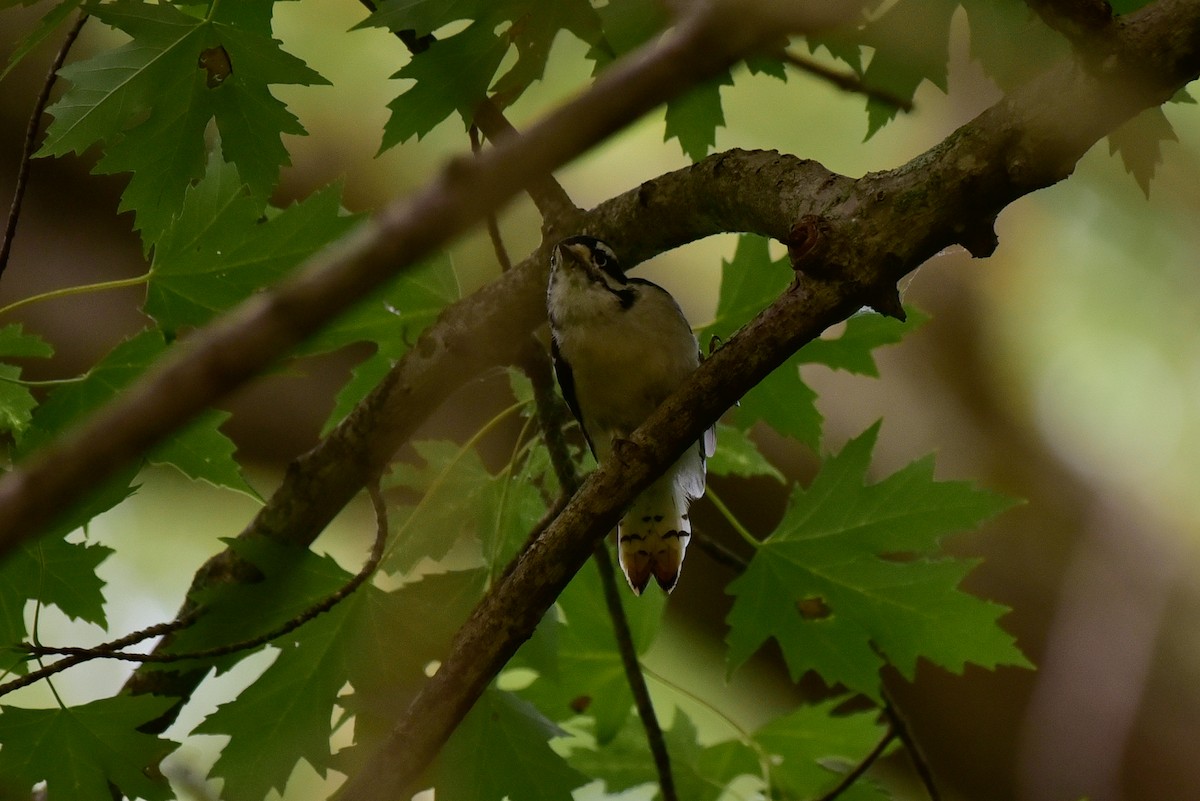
top-left (593, 250), bottom-right (608, 268)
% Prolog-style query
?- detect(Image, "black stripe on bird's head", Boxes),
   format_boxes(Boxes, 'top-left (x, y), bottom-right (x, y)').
top-left (553, 236), bottom-right (626, 288)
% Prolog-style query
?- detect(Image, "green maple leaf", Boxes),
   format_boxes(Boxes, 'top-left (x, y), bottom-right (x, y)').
top-left (432, 689), bottom-right (588, 801)
top-left (1107, 106), bottom-right (1179, 198)
top-left (379, 20), bottom-right (510, 149)
top-left (492, 0), bottom-right (604, 100)
top-left (960, 0), bottom-right (1066, 92)
top-left (0, 0), bottom-right (85, 83)
top-left (799, 306), bottom-right (928, 376)
top-left (706, 424), bottom-right (784, 482)
top-left (0, 324), bottom-right (53, 440)
top-left (39, 0), bottom-right (326, 241)
top-left (0, 537), bottom-right (112, 675)
top-left (585, 0), bottom-right (667, 69)
top-left (570, 710), bottom-right (759, 801)
top-left (754, 698), bottom-right (890, 801)
top-left (519, 560), bottom-right (665, 742)
top-left (726, 423), bottom-right (1028, 701)
top-left (187, 537), bottom-right (485, 798)
top-left (161, 537), bottom-right (353, 667)
top-left (734, 356), bottom-right (823, 449)
top-left (197, 611), bottom-right (348, 799)
top-left (701, 235), bottom-right (923, 449)
top-left (697, 235), bottom-right (791, 346)
top-left (0, 324), bottom-right (54, 360)
top-left (667, 713), bottom-right (761, 801)
top-left (300, 251), bottom-right (461, 430)
top-left (0, 366), bottom-right (38, 441)
top-left (698, 235), bottom-right (823, 447)
top-left (386, 435), bottom-right (548, 574)
top-left (479, 446), bottom-right (553, 572)
top-left (19, 330), bottom-right (254, 495)
top-left (337, 569), bottom-right (487, 769)
top-left (859, 0), bottom-right (958, 138)
top-left (0, 695), bottom-right (178, 800)
top-left (145, 151), bottom-right (360, 329)
top-left (354, 0), bottom-right (492, 38)
top-left (664, 70), bottom-right (734, 162)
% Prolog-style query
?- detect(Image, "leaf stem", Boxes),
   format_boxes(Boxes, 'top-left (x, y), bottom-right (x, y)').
top-left (484, 410), bottom-right (539, 578)
top-left (705, 486), bottom-right (760, 549)
top-left (883, 694), bottom-right (941, 801)
top-left (0, 273), bottom-right (150, 318)
top-left (814, 727), bottom-right (897, 801)
top-left (0, 373), bottom-right (86, 388)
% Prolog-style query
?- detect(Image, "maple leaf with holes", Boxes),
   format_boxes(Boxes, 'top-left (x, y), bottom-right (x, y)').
top-left (726, 423), bottom-right (1029, 700)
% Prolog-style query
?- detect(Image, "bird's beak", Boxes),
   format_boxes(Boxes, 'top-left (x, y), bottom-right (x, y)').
top-left (554, 242), bottom-right (600, 281)
top-left (558, 242), bottom-right (591, 268)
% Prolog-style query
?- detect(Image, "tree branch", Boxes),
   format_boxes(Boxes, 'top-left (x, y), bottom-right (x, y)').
top-left (0, 0), bottom-right (828, 551)
top-left (335, 2), bottom-right (1200, 797)
top-left (21, 481), bottom-right (387, 667)
top-left (106, 0), bottom-right (855, 730)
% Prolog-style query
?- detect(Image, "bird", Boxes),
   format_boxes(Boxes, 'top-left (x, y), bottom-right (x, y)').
top-left (546, 235), bottom-right (713, 594)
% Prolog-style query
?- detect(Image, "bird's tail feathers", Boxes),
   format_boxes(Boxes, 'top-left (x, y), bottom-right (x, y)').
top-left (617, 473), bottom-right (693, 594)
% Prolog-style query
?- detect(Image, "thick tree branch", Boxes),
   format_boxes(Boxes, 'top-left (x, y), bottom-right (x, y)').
top-left (336, 2), bottom-right (1200, 797)
top-left (0, 0), bottom-right (838, 552)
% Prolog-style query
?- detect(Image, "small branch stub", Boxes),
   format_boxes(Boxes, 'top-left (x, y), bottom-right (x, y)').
top-left (786, 214), bottom-right (832, 275)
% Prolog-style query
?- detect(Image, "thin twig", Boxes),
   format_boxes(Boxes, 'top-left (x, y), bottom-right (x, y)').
top-left (0, 613), bottom-right (195, 699)
top-left (883, 693), bottom-right (941, 801)
top-left (690, 526), bottom-right (750, 572)
top-left (520, 341), bottom-right (678, 801)
top-left (21, 485), bottom-right (388, 667)
top-left (592, 544), bottom-right (678, 801)
top-left (814, 728), bottom-right (897, 801)
top-left (780, 49), bottom-right (914, 112)
top-left (469, 126), bottom-right (513, 272)
top-left (0, 12), bottom-right (88, 282)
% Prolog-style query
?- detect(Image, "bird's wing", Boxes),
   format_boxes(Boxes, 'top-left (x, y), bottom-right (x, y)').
top-left (550, 337), bottom-right (597, 457)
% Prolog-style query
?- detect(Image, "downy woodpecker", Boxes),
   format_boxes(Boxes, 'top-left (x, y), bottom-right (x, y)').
top-left (546, 235), bottom-right (713, 594)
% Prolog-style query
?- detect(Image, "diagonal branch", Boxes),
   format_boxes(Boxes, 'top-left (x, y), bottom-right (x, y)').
top-left (336, 2), bottom-right (1200, 797)
top-left (0, 0), bottom-right (842, 552)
